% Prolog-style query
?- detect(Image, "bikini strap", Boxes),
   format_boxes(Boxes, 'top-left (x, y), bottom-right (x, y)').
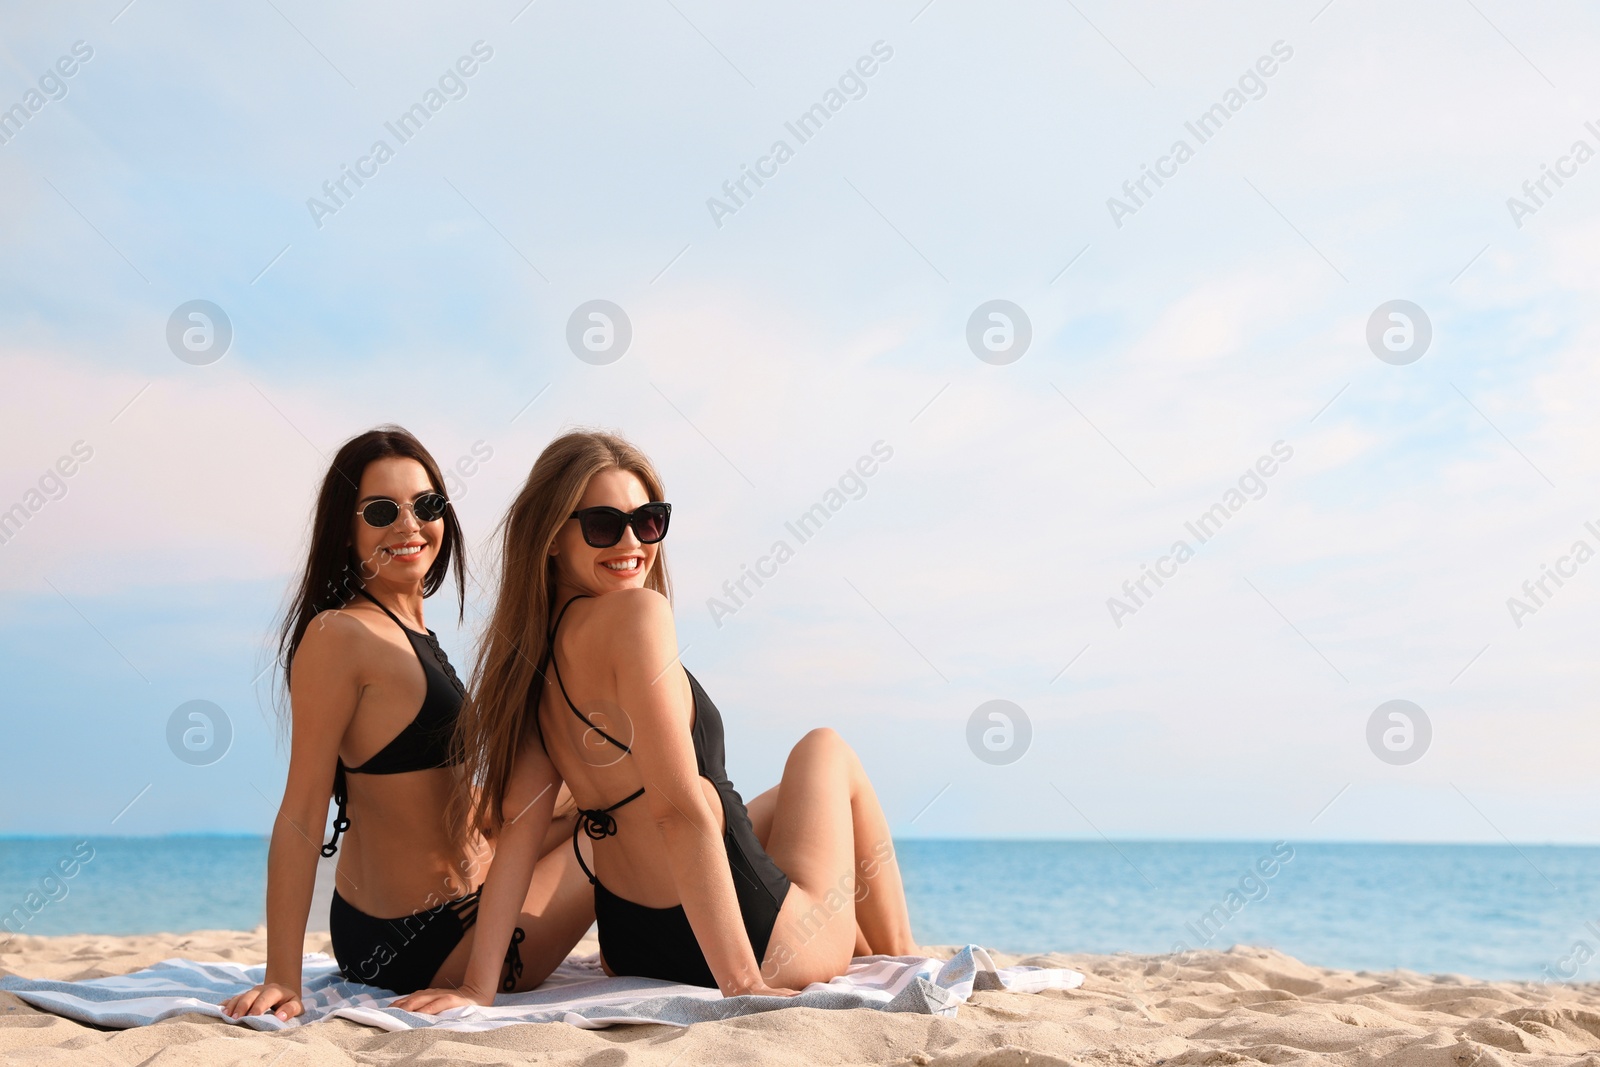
top-left (548, 593), bottom-right (591, 635)
top-left (546, 592), bottom-right (647, 887)
top-left (527, 595), bottom-right (589, 756)
top-left (354, 586), bottom-right (423, 634)
top-left (547, 594), bottom-right (632, 754)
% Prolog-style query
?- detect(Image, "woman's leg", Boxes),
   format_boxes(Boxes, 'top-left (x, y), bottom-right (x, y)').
top-left (746, 785), bottom-right (775, 841)
top-left (499, 834), bottom-right (597, 991)
top-left (430, 811), bottom-right (595, 992)
top-left (748, 752), bottom-right (915, 958)
top-left (749, 786), bottom-right (871, 955)
top-left (758, 729), bottom-right (917, 987)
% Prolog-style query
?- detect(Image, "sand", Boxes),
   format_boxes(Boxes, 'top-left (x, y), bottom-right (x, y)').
top-left (5, 931), bottom-right (1600, 1066)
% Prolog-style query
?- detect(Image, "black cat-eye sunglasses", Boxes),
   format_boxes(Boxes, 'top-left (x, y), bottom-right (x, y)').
top-left (568, 502), bottom-right (671, 548)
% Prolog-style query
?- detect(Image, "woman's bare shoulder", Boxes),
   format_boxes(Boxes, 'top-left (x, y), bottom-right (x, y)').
top-left (583, 586), bottom-right (673, 629)
top-left (292, 606), bottom-right (381, 676)
top-left (571, 588), bottom-right (676, 667)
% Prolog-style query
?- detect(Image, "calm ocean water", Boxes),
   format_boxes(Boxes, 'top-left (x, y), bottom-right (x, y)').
top-left (3, 837), bottom-right (1596, 982)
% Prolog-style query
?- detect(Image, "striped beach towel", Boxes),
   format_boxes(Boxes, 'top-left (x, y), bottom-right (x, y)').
top-left (0, 945), bottom-right (1083, 1031)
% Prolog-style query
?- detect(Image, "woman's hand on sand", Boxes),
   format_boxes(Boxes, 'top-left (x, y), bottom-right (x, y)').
top-left (391, 987), bottom-right (490, 1014)
top-left (221, 982), bottom-right (303, 1020)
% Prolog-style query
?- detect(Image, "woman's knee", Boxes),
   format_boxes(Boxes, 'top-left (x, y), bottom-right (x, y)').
top-left (786, 727), bottom-right (863, 786)
top-left (794, 726), bottom-right (851, 759)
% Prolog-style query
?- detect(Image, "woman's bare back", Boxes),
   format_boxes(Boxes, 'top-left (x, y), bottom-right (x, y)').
top-left (535, 590), bottom-right (727, 908)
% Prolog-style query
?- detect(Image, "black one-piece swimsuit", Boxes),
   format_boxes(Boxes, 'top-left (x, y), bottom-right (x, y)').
top-left (320, 587), bottom-right (525, 995)
top-left (535, 593), bottom-right (792, 988)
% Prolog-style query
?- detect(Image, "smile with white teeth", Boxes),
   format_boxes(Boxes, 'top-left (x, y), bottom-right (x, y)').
top-left (602, 558), bottom-right (641, 572)
top-left (386, 544), bottom-right (425, 558)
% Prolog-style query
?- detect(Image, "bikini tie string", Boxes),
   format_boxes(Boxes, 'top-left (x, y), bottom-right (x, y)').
top-left (319, 812), bottom-right (350, 858)
top-left (321, 764), bottom-right (351, 857)
top-left (500, 926), bottom-right (526, 993)
top-left (577, 808), bottom-right (619, 840)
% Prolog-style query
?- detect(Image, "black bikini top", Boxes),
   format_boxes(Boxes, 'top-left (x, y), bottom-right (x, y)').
top-left (534, 593), bottom-right (735, 884)
top-left (320, 587), bottom-right (466, 856)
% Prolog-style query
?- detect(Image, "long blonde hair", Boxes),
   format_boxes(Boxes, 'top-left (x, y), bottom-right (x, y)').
top-left (456, 430), bottom-right (672, 835)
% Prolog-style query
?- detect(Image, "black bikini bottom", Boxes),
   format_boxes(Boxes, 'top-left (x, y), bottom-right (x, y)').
top-left (329, 886), bottom-right (526, 995)
top-left (591, 825), bottom-right (792, 988)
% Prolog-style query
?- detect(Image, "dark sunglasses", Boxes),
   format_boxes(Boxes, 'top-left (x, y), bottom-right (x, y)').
top-left (568, 502), bottom-right (671, 548)
top-left (356, 492), bottom-right (449, 528)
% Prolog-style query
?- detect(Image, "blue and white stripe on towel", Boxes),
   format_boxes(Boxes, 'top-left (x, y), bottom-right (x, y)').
top-left (0, 946), bottom-right (1083, 1031)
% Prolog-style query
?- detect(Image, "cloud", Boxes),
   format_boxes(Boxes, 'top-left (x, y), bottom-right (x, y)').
top-left (5, 0), bottom-right (1600, 840)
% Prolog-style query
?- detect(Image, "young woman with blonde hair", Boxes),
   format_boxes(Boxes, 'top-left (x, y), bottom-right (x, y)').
top-left (397, 430), bottom-right (915, 1010)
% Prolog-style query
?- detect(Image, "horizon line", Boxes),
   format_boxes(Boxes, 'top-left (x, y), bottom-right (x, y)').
top-left (4, 833), bottom-right (1600, 848)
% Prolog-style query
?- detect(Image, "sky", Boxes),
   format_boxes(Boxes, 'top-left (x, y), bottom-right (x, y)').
top-left (1, 0), bottom-right (1598, 844)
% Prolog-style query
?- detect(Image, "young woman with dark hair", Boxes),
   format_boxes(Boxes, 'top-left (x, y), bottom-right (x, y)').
top-left (222, 426), bottom-right (593, 1019)
top-left (394, 430), bottom-right (916, 1012)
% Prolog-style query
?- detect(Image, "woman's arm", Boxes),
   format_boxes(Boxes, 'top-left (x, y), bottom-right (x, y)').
top-left (394, 736), bottom-right (561, 1012)
top-left (610, 588), bottom-right (792, 997)
top-left (223, 615), bottom-right (361, 1019)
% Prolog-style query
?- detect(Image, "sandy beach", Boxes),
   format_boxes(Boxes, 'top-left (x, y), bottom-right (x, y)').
top-left (6, 929), bottom-right (1600, 1066)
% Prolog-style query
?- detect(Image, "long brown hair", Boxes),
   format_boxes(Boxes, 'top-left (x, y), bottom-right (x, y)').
top-left (457, 430), bottom-right (672, 834)
top-left (272, 425), bottom-right (466, 732)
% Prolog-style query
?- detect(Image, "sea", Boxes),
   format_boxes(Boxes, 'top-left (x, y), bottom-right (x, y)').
top-left (3, 837), bottom-right (1596, 983)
